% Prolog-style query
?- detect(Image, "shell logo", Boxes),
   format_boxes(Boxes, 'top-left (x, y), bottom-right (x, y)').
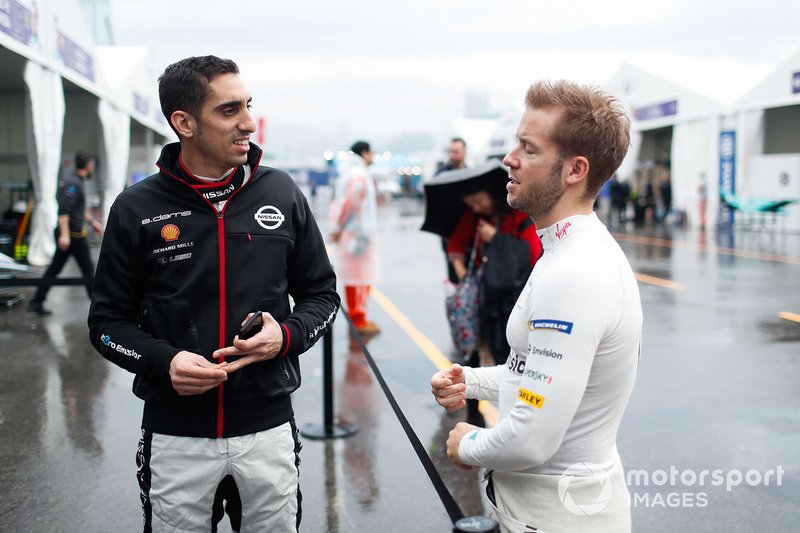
top-left (161, 224), bottom-right (180, 242)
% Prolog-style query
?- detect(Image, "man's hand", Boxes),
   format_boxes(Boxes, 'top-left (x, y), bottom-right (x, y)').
top-left (169, 351), bottom-right (228, 396)
top-left (431, 363), bottom-right (467, 412)
top-left (212, 312), bottom-right (283, 373)
top-left (447, 422), bottom-right (479, 470)
top-left (57, 232), bottom-right (70, 251)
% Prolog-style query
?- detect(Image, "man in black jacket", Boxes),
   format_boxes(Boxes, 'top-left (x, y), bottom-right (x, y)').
top-left (88, 56), bottom-right (340, 532)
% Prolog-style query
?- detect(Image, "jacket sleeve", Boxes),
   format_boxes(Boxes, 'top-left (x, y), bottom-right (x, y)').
top-left (87, 200), bottom-right (178, 379)
top-left (280, 193), bottom-right (341, 358)
top-left (446, 210), bottom-right (475, 261)
top-left (56, 180), bottom-right (80, 217)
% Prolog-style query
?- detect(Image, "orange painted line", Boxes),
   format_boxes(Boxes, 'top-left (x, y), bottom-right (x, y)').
top-left (613, 233), bottom-right (800, 266)
top-left (634, 273), bottom-right (686, 291)
top-left (777, 311), bottom-right (800, 324)
top-left (370, 286), bottom-right (498, 427)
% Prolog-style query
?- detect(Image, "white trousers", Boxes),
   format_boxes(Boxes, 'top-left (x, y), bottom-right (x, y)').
top-left (137, 421), bottom-right (301, 532)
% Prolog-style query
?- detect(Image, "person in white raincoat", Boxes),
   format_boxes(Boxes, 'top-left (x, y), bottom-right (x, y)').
top-left (330, 141), bottom-right (380, 335)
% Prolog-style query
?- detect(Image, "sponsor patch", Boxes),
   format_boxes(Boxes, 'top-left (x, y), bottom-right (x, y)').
top-left (254, 205), bottom-right (285, 230)
top-left (161, 224), bottom-right (180, 241)
top-left (518, 388), bottom-right (545, 409)
top-left (529, 345), bottom-right (563, 360)
top-left (529, 319), bottom-right (573, 334)
top-left (555, 221), bottom-right (572, 239)
top-left (99, 334), bottom-right (141, 360)
top-left (524, 369), bottom-right (553, 384)
top-left (467, 430), bottom-right (479, 440)
top-left (142, 210), bottom-right (191, 225)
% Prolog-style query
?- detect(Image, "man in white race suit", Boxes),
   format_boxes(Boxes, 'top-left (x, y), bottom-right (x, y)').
top-left (430, 80), bottom-right (642, 533)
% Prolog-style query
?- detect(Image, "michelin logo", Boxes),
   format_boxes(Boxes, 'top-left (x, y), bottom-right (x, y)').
top-left (530, 319), bottom-right (574, 334)
top-left (100, 334), bottom-right (141, 360)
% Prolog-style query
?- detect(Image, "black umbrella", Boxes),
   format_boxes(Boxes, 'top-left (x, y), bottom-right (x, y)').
top-left (420, 159), bottom-right (510, 238)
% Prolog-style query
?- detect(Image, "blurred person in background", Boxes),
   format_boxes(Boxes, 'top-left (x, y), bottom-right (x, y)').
top-left (446, 178), bottom-right (542, 426)
top-left (330, 141), bottom-right (381, 335)
top-left (28, 151), bottom-right (103, 316)
top-left (437, 137), bottom-right (468, 284)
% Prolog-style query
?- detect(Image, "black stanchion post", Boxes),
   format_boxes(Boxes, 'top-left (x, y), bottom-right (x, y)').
top-left (452, 516), bottom-right (499, 533)
top-left (300, 328), bottom-right (358, 440)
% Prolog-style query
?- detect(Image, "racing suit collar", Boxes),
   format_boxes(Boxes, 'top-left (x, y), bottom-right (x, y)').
top-left (536, 212), bottom-right (599, 250)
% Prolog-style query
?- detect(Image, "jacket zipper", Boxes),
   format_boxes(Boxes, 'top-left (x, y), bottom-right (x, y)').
top-left (158, 156), bottom-right (264, 438)
top-left (216, 209), bottom-right (226, 438)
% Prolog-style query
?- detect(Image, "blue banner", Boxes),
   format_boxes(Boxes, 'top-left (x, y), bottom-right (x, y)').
top-left (56, 30), bottom-right (95, 82)
top-left (718, 130), bottom-right (736, 227)
top-left (634, 100), bottom-right (678, 121)
top-left (0, 0), bottom-right (33, 45)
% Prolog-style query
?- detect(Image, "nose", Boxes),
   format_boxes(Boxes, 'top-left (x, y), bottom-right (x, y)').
top-left (240, 108), bottom-right (257, 134)
top-left (502, 149), bottom-right (517, 168)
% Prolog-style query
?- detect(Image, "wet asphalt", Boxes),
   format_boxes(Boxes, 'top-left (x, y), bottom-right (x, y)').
top-left (0, 194), bottom-right (798, 532)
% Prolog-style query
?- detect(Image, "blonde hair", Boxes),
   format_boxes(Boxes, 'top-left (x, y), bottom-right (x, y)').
top-left (526, 80), bottom-right (630, 197)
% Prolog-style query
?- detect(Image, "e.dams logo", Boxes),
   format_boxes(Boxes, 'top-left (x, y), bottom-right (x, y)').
top-left (161, 224), bottom-right (180, 242)
top-left (254, 205), bottom-right (285, 230)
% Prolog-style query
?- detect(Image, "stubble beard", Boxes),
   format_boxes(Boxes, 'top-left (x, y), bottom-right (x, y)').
top-left (509, 159), bottom-right (564, 222)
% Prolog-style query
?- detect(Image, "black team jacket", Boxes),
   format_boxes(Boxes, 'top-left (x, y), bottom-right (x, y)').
top-left (88, 142), bottom-right (340, 438)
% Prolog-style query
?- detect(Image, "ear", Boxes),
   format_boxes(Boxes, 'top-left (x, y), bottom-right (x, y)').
top-left (565, 156), bottom-right (589, 186)
top-left (170, 111), bottom-right (195, 139)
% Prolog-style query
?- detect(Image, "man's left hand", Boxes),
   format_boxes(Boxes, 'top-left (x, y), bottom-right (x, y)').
top-left (212, 312), bottom-right (284, 373)
top-left (447, 422), bottom-right (480, 470)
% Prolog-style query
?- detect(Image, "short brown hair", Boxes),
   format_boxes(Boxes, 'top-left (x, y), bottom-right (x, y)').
top-left (525, 80), bottom-right (630, 198)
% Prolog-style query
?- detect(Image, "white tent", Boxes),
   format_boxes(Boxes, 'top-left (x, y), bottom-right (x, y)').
top-left (605, 63), bottom-right (726, 228)
top-left (731, 49), bottom-right (800, 232)
top-left (0, 0), bottom-right (169, 265)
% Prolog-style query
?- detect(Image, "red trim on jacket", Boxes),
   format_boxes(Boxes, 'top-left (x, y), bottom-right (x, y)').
top-left (279, 324), bottom-right (291, 357)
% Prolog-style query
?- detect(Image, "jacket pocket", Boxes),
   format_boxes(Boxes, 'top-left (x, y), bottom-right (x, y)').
top-left (133, 296), bottom-right (203, 402)
top-left (224, 296), bottom-right (300, 400)
top-left (139, 295), bottom-right (202, 353)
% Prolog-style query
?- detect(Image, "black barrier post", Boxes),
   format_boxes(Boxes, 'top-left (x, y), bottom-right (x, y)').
top-left (300, 324), bottom-right (357, 440)
top-left (452, 516), bottom-right (499, 533)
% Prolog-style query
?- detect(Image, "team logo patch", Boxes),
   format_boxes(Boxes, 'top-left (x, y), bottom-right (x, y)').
top-left (555, 221), bottom-right (572, 239)
top-left (254, 205), bottom-right (285, 230)
top-left (529, 319), bottom-right (574, 334)
top-left (161, 224), bottom-right (180, 241)
top-left (518, 388), bottom-right (545, 409)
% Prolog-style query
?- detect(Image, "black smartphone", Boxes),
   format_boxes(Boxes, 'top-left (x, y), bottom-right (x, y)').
top-left (238, 312), bottom-right (263, 340)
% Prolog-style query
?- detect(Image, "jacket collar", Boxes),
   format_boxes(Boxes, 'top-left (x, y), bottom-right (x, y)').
top-left (155, 141), bottom-right (263, 184)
